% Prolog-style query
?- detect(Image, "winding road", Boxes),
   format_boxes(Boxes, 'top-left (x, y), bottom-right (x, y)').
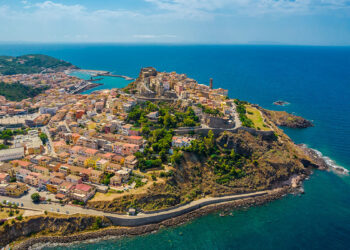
top-left (0, 189), bottom-right (269, 226)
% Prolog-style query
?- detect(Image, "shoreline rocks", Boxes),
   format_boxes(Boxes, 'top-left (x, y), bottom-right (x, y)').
top-left (261, 109), bottom-right (313, 129)
top-left (13, 187), bottom-right (292, 250)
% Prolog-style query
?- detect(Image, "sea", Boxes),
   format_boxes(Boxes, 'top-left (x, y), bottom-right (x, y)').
top-left (0, 44), bottom-right (349, 250)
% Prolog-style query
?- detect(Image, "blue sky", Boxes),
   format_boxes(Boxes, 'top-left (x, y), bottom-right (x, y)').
top-left (0, 0), bottom-right (350, 45)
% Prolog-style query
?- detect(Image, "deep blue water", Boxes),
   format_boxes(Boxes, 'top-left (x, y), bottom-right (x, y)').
top-left (0, 44), bottom-right (349, 249)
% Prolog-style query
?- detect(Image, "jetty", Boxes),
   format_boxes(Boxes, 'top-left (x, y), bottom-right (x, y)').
top-left (97, 73), bottom-right (134, 81)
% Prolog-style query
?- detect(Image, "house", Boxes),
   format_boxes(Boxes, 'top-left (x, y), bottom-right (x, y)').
top-left (70, 183), bottom-right (95, 202)
top-left (96, 159), bottom-right (109, 171)
top-left (84, 148), bottom-right (99, 157)
top-left (112, 155), bottom-right (124, 164)
top-left (50, 172), bottom-right (65, 180)
top-left (0, 183), bottom-right (28, 197)
top-left (122, 124), bottom-right (133, 136)
top-left (0, 173), bottom-right (10, 183)
top-left (47, 177), bottom-right (64, 193)
top-left (33, 166), bottom-right (49, 176)
top-left (124, 155), bottom-right (138, 169)
top-left (11, 160), bottom-right (32, 170)
top-left (66, 174), bottom-right (82, 184)
top-left (146, 111), bottom-right (159, 120)
top-left (53, 140), bottom-right (69, 153)
top-left (127, 135), bottom-right (143, 145)
top-left (172, 136), bottom-right (195, 148)
top-left (122, 143), bottom-right (139, 156)
top-left (106, 163), bottom-right (122, 173)
top-left (25, 175), bottom-right (39, 187)
top-left (38, 175), bottom-right (50, 190)
top-left (111, 169), bottom-right (129, 186)
top-left (58, 181), bottom-right (74, 194)
top-left (69, 166), bottom-right (85, 176)
top-left (15, 168), bottom-right (31, 183)
top-left (89, 169), bottom-right (103, 184)
top-left (59, 164), bottom-right (70, 176)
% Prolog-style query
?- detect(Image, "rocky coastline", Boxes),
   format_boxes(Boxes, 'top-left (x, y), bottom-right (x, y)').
top-left (13, 187), bottom-right (295, 250)
top-left (10, 142), bottom-right (335, 250)
top-left (260, 108), bottom-right (313, 129)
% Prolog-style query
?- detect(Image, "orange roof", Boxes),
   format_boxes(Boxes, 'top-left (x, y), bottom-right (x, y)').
top-left (129, 135), bottom-right (142, 140)
top-left (85, 148), bottom-right (98, 155)
top-left (11, 160), bottom-right (31, 167)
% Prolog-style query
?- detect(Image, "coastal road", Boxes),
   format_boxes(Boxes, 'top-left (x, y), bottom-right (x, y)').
top-left (0, 190), bottom-right (270, 226)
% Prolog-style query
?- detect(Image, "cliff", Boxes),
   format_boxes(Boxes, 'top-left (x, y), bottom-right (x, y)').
top-left (0, 214), bottom-right (111, 247)
top-left (261, 109), bottom-right (313, 128)
top-left (88, 121), bottom-right (319, 213)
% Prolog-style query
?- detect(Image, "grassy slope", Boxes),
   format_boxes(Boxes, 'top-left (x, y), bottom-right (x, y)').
top-left (0, 54), bottom-right (75, 75)
top-left (246, 105), bottom-right (271, 131)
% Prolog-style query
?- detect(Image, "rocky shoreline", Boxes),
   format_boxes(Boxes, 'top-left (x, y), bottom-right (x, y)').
top-left (14, 187), bottom-right (294, 250)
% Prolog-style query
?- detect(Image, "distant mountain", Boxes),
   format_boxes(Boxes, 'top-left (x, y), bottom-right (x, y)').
top-left (0, 54), bottom-right (77, 75)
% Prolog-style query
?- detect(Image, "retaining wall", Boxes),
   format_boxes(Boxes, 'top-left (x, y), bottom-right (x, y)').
top-left (106, 192), bottom-right (267, 227)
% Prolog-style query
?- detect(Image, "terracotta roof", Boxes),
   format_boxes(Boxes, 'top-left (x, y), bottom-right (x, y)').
top-left (75, 183), bottom-right (92, 192)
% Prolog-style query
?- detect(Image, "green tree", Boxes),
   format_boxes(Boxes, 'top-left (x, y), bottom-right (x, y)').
top-left (31, 193), bottom-right (41, 203)
top-left (39, 132), bottom-right (48, 145)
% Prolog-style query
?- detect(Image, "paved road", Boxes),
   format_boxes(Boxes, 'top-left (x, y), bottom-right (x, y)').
top-left (42, 126), bottom-right (57, 157)
top-left (0, 190), bottom-right (269, 224)
top-left (232, 103), bottom-right (242, 129)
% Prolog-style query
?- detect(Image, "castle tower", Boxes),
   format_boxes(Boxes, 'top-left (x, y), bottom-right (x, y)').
top-left (209, 78), bottom-right (213, 89)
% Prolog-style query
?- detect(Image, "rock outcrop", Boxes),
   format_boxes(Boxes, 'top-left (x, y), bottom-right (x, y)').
top-left (261, 109), bottom-right (313, 128)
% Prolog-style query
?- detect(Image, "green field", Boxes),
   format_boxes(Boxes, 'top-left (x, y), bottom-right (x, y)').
top-left (246, 106), bottom-right (271, 131)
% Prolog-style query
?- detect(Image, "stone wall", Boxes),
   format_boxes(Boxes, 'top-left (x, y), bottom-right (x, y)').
top-left (105, 192), bottom-right (267, 227)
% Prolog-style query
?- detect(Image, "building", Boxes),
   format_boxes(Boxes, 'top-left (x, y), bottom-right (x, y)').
top-left (70, 183), bottom-right (95, 202)
top-left (172, 136), bottom-right (194, 148)
top-left (0, 173), bottom-right (10, 183)
top-left (0, 182), bottom-right (28, 197)
top-left (110, 169), bottom-right (129, 186)
top-left (0, 147), bottom-right (25, 161)
top-left (66, 174), bottom-right (82, 184)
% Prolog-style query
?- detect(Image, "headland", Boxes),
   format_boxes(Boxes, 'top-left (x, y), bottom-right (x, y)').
top-left (0, 58), bottom-right (335, 249)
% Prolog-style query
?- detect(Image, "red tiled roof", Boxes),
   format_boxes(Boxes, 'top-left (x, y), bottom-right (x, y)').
top-left (75, 183), bottom-right (92, 192)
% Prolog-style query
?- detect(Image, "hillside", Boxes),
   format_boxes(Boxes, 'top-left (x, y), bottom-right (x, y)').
top-left (0, 54), bottom-right (76, 75)
top-left (0, 82), bottom-right (49, 101)
top-left (87, 112), bottom-right (318, 213)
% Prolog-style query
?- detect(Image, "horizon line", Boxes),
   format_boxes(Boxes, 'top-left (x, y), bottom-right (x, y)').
top-left (0, 41), bottom-right (350, 47)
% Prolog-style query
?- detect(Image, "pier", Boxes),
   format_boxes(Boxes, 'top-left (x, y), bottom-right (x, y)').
top-left (97, 73), bottom-right (134, 81)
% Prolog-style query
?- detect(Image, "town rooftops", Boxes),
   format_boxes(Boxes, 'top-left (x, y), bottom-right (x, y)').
top-left (75, 183), bottom-right (93, 192)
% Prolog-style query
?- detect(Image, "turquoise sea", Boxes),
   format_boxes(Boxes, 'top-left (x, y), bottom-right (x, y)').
top-left (0, 44), bottom-right (349, 249)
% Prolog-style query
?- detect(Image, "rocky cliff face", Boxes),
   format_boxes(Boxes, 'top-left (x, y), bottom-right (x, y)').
top-left (261, 109), bottom-right (313, 128)
top-left (0, 215), bottom-right (111, 247)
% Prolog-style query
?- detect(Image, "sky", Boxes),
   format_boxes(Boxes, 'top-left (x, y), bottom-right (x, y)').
top-left (0, 0), bottom-right (350, 45)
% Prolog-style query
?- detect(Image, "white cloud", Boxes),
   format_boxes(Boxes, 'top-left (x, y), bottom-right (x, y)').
top-left (133, 34), bottom-right (177, 39)
top-left (146, 0), bottom-right (350, 16)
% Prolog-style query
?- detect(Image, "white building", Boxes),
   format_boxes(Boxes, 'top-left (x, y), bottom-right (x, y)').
top-left (0, 147), bottom-right (25, 162)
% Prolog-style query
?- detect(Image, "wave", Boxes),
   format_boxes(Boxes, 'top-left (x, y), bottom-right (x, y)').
top-left (300, 144), bottom-right (349, 175)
